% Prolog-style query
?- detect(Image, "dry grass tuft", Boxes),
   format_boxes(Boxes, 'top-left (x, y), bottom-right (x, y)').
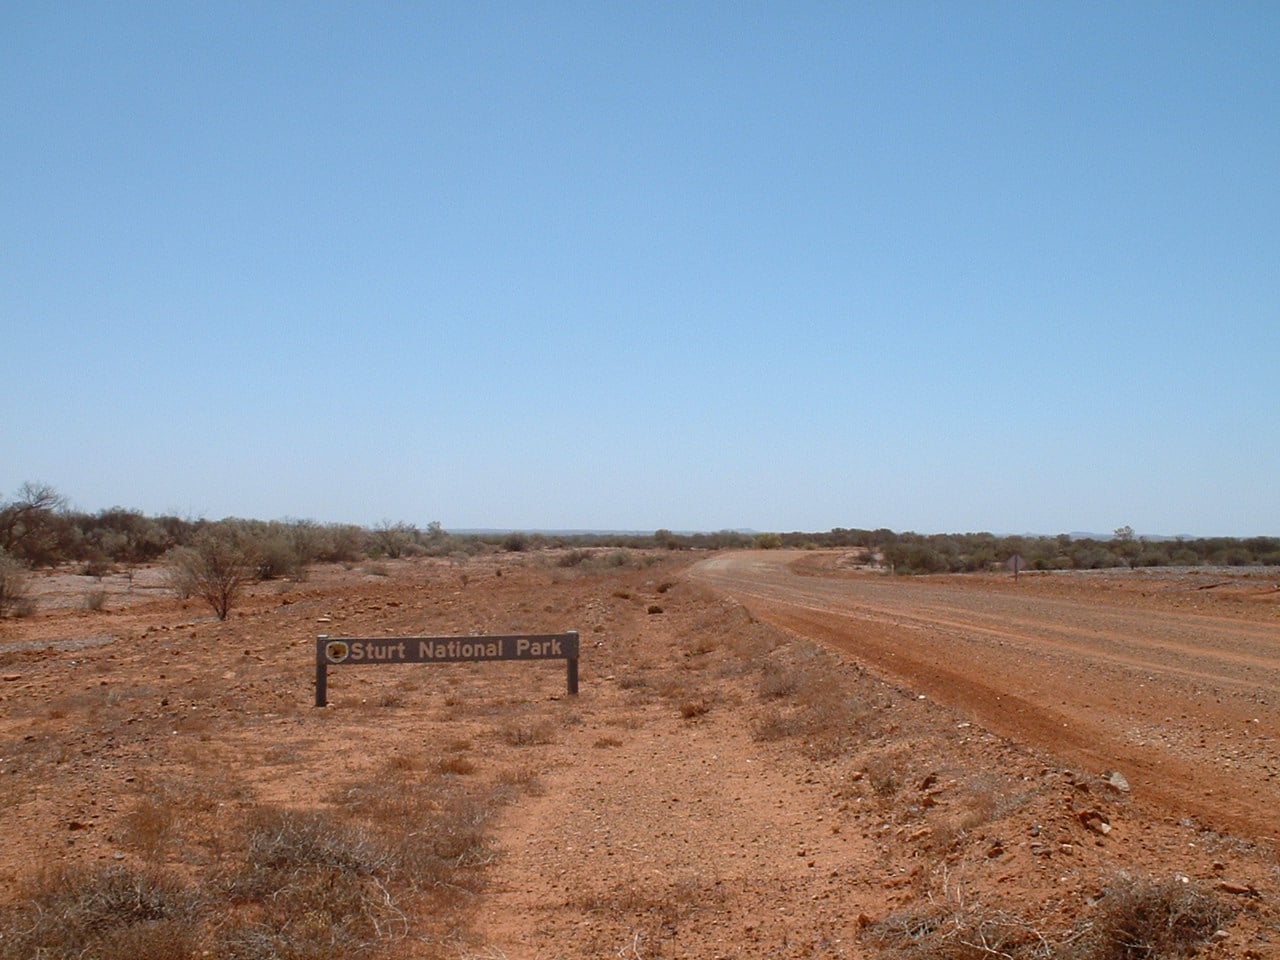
top-left (865, 754), bottom-right (901, 798)
top-left (238, 808), bottom-right (388, 885)
top-left (757, 659), bottom-right (805, 699)
top-left (751, 666), bottom-right (877, 759)
top-left (570, 874), bottom-right (721, 947)
top-left (1075, 878), bottom-right (1229, 960)
top-left (384, 751), bottom-right (426, 774)
top-left (436, 754), bottom-right (478, 775)
top-left (126, 795), bottom-right (177, 862)
top-left (499, 718), bottom-right (557, 746)
top-left (495, 763), bottom-right (545, 795)
top-left (616, 671), bottom-right (650, 690)
top-left (742, 636), bottom-right (884, 759)
top-left (0, 864), bottom-right (201, 960)
top-left (679, 697), bottom-right (712, 718)
top-left (217, 805), bottom-right (433, 957)
top-left (0, 742), bottom-right (538, 960)
top-left (867, 900), bottom-right (1056, 959)
top-left (864, 876), bottom-right (1228, 960)
top-left (685, 634), bottom-right (718, 657)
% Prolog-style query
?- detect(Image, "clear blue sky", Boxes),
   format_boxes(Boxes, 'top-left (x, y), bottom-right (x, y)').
top-left (3, 3), bottom-right (1277, 536)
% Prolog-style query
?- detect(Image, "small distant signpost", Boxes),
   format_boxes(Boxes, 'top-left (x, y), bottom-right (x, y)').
top-left (315, 631), bottom-right (580, 707)
top-left (1006, 554), bottom-right (1025, 581)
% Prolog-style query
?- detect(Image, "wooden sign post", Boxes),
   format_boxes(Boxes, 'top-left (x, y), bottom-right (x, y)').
top-left (315, 631), bottom-right (580, 707)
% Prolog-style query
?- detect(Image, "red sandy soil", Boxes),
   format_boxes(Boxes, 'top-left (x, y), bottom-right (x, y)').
top-left (694, 551), bottom-right (1280, 842)
top-left (1, 550), bottom-right (1277, 958)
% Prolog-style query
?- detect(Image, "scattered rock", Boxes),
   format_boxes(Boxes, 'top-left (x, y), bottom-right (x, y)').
top-left (1103, 770), bottom-right (1130, 793)
top-left (1217, 881), bottom-right (1259, 897)
top-left (1078, 809), bottom-right (1111, 835)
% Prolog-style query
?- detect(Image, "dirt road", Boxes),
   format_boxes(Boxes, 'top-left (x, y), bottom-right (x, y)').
top-left (692, 552), bottom-right (1280, 841)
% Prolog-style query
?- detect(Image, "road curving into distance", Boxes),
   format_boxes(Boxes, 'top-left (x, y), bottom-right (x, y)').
top-left (691, 551), bottom-right (1280, 842)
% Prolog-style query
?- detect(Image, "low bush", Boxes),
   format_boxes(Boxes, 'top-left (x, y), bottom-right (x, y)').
top-left (217, 809), bottom-right (402, 960)
top-left (749, 645), bottom-right (879, 759)
top-left (680, 697), bottom-right (712, 718)
top-left (499, 718), bottom-right (557, 746)
top-left (1076, 878), bottom-right (1228, 960)
top-left (867, 901), bottom-right (1054, 959)
top-left (864, 877), bottom-right (1228, 959)
top-left (0, 551), bottom-right (31, 618)
top-left (0, 864), bottom-right (201, 960)
top-left (165, 526), bottom-right (257, 620)
top-left (436, 754), bottom-right (478, 775)
top-left (251, 532), bottom-right (306, 580)
top-left (126, 796), bottom-right (176, 862)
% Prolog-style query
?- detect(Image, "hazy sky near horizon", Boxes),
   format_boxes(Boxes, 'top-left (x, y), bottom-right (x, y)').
top-left (3, 4), bottom-right (1277, 536)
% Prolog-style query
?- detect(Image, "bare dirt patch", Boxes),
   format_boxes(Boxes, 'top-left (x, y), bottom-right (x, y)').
top-left (1, 550), bottom-right (1277, 958)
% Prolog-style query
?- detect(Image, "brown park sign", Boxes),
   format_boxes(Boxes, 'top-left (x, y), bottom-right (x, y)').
top-left (314, 631), bottom-right (580, 706)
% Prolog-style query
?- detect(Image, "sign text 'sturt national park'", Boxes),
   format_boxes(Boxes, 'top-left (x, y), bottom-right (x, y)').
top-left (314, 632), bottom-right (580, 706)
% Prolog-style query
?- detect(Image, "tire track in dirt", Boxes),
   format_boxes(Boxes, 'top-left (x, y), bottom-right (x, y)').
top-left (712, 583), bottom-right (1277, 696)
top-left (692, 553), bottom-right (1280, 842)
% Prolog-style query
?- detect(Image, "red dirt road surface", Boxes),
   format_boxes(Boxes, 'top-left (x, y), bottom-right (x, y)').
top-left (692, 551), bottom-right (1280, 842)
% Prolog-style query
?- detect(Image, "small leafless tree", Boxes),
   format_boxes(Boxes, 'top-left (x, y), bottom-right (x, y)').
top-left (166, 527), bottom-right (257, 620)
top-left (0, 483), bottom-right (69, 567)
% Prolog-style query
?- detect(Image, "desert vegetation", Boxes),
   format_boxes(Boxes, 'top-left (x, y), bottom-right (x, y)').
top-left (0, 551), bottom-right (33, 619)
top-left (0, 774), bottom-right (511, 960)
top-left (792, 527), bottom-right (1280, 574)
top-left (1, 483), bottom-right (1277, 612)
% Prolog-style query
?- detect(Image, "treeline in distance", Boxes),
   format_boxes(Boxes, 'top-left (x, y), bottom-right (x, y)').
top-left (2, 483), bottom-right (1277, 576)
